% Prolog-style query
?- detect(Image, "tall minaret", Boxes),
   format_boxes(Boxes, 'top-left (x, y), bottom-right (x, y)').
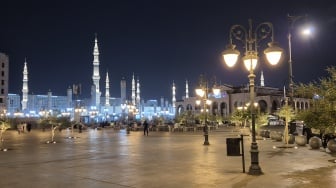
top-left (47, 90), bottom-right (52, 111)
top-left (120, 77), bottom-right (126, 104)
top-left (131, 73), bottom-right (136, 105)
top-left (136, 77), bottom-right (140, 105)
top-left (185, 80), bottom-right (189, 99)
top-left (67, 87), bottom-right (72, 108)
top-left (160, 97), bottom-right (164, 108)
top-left (92, 34), bottom-right (101, 106)
top-left (260, 71), bottom-right (265, 87)
top-left (105, 72), bottom-right (110, 106)
top-left (21, 59), bottom-right (28, 111)
top-left (172, 81), bottom-right (176, 108)
top-left (136, 78), bottom-right (141, 117)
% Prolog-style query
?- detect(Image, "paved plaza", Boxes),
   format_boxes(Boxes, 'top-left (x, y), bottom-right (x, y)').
top-left (0, 127), bottom-right (335, 188)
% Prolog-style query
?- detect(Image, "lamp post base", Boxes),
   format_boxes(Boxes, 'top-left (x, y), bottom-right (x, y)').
top-left (204, 134), bottom-right (210, 145)
top-left (248, 142), bottom-right (263, 175)
top-left (248, 164), bottom-right (263, 175)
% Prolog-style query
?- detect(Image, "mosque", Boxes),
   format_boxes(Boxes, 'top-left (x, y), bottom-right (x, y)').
top-left (0, 35), bottom-right (310, 124)
top-left (1, 36), bottom-right (176, 123)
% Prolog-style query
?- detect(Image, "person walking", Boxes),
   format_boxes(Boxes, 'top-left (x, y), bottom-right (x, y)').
top-left (27, 123), bottom-right (32, 132)
top-left (143, 120), bottom-right (149, 136)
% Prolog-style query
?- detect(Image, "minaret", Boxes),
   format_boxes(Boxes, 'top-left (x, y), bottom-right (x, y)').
top-left (136, 77), bottom-right (140, 105)
top-left (136, 78), bottom-right (141, 117)
top-left (165, 100), bottom-right (169, 108)
top-left (92, 34), bottom-right (101, 106)
top-left (21, 58), bottom-right (28, 111)
top-left (131, 73), bottom-right (136, 105)
top-left (120, 77), bottom-right (126, 104)
top-left (105, 72), bottom-right (110, 106)
top-left (67, 87), bottom-right (72, 108)
top-left (172, 81), bottom-right (176, 108)
top-left (185, 80), bottom-right (189, 99)
top-left (47, 90), bottom-right (52, 111)
top-left (260, 71), bottom-right (265, 87)
top-left (160, 97), bottom-right (164, 109)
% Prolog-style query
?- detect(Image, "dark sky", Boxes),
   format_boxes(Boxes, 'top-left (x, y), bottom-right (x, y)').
top-left (1, 0), bottom-right (335, 101)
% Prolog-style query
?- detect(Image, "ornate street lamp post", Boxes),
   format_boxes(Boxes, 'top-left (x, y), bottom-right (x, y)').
top-left (222, 19), bottom-right (283, 175)
top-left (195, 85), bottom-right (212, 145)
top-left (195, 78), bottom-right (219, 146)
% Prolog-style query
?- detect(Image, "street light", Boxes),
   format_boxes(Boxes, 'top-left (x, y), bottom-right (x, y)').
top-left (121, 103), bottom-right (127, 124)
top-left (195, 83), bottom-right (213, 145)
top-left (222, 19), bottom-right (283, 175)
top-left (127, 104), bottom-right (137, 123)
top-left (287, 14), bottom-right (312, 107)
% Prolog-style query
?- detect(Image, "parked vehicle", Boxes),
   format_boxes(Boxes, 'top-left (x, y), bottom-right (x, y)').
top-left (267, 115), bottom-right (284, 126)
top-left (289, 120), bottom-right (305, 135)
top-left (289, 120), bottom-right (321, 143)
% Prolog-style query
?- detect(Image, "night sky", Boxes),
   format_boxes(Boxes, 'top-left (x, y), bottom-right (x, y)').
top-left (1, 1), bottom-right (335, 101)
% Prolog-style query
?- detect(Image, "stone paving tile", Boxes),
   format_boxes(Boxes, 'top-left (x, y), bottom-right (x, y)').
top-left (0, 127), bottom-right (335, 188)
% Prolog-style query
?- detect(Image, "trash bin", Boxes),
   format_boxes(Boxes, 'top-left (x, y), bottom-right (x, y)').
top-left (226, 138), bottom-right (241, 156)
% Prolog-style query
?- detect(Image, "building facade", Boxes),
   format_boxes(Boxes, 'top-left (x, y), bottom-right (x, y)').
top-left (0, 53), bottom-right (9, 115)
top-left (175, 84), bottom-right (311, 122)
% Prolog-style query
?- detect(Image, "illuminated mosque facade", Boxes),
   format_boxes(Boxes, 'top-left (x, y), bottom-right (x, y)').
top-left (1, 35), bottom-right (311, 124)
top-left (3, 35), bottom-right (176, 122)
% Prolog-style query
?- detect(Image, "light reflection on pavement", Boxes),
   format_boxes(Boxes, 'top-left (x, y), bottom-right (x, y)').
top-left (0, 127), bottom-right (335, 188)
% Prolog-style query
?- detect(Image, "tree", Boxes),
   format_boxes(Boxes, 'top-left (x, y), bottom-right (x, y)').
top-left (0, 118), bottom-right (11, 150)
top-left (230, 105), bottom-right (268, 128)
top-left (276, 101), bottom-right (297, 144)
top-left (175, 111), bottom-right (194, 126)
top-left (230, 108), bottom-right (249, 127)
top-left (256, 113), bottom-right (269, 127)
top-left (296, 66), bottom-right (336, 134)
top-left (57, 116), bottom-right (71, 129)
top-left (277, 104), bottom-right (296, 123)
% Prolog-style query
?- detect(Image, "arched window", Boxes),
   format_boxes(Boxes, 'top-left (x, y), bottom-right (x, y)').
top-left (258, 100), bottom-right (267, 113)
top-left (212, 101), bottom-right (218, 115)
top-left (220, 102), bottom-right (227, 117)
